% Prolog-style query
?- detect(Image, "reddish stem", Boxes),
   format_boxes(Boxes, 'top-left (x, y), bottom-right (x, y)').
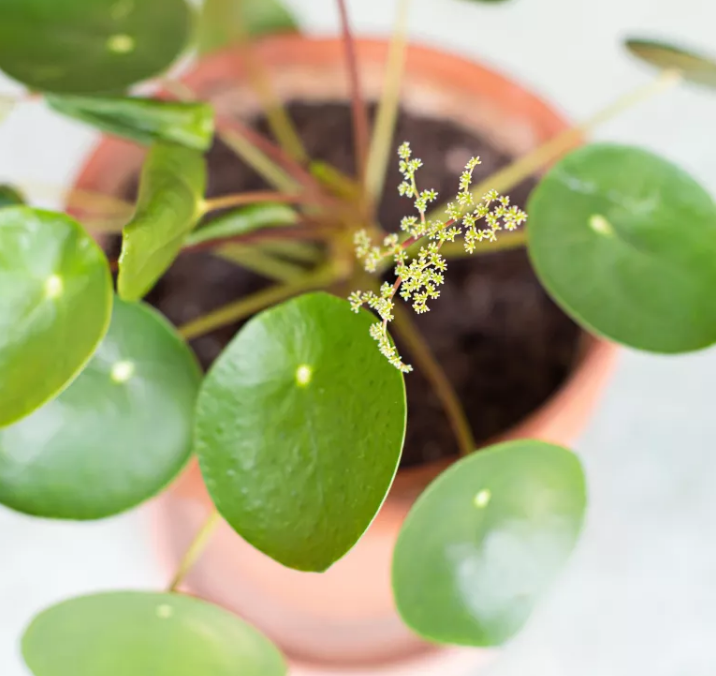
top-left (337, 0), bottom-right (370, 185)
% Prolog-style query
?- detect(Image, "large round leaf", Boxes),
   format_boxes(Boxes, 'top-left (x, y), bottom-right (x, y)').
top-left (23, 592), bottom-right (286, 676)
top-left (0, 298), bottom-right (201, 519)
top-left (528, 143), bottom-right (716, 353)
top-left (195, 292), bottom-right (407, 572)
top-left (0, 207), bottom-right (113, 427)
top-left (393, 440), bottom-right (586, 647)
top-left (0, 0), bottom-right (193, 94)
top-left (625, 38), bottom-right (716, 89)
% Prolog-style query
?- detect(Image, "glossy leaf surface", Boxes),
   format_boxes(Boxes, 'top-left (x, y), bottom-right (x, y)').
top-left (626, 38), bottom-right (716, 89)
top-left (0, 299), bottom-right (201, 520)
top-left (0, 0), bottom-right (193, 94)
top-left (393, 441), bottom-right (586, 646)
top-left (197, 0), bottom-right (299, 55)
top-left (0, 207), bottom-right (112, 427)
top-left (186, 203), bottom-right (297, 246)
top-left (23, 592), bottom-right (286, 676)
top-left (118, 143), bottom-right (206, 301)
top-left (195, 292), bottom-right (407, 572)
top-left (528, 143), bottom-right (716, 352)
top-left (48, 96), bottom-right (215, 151)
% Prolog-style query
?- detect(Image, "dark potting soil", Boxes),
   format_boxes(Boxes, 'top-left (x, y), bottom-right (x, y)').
top-left (126, 102), bottom-right (582, 468)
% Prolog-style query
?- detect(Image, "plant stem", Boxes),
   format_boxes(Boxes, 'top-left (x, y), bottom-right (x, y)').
top-left (201, 191), bottom-right (305, 214)
top-left (217, 125), bottom-right (299, 193)
top-left (260, 239), bottom-right (322, 264)
top-left (179, 265), bottom-right (339, 340)
top-left (392, 304), bottom-right (475, 456)
top-left (428, 69), bottom-right (683, 222)
top-left (337, 0), bottom-right (370, 185)
top-left (235, 0), bottom-right (308, 163)
top-left (168, 509), bottom-right (222, 592)
top-left (215, 243), bottom-right (307, 282)
top-left (365, 0), bottom-right (412, 205)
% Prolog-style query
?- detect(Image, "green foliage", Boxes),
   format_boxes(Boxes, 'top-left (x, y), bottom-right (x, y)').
top-left (197, 0), bottom-right (299, 56)
top-left (195, 292), bottom-right (406, 572)
top-left (626, 38), bottom-right (716, 89)
top-left (0, 207), bottom-right (113, 427)
top-left (0, 0), bottom-right (193, 94)
top-left (119, 143), bottom-right (207, 301)
top-left (47, 96), bottom-right (215, 151)
top-left (0, 185), bottom-right (25, 208)
top-left (0, 298), bottom-right (201, 520)
top-left (23, 592), bottom-right (286, 676)
top-left (351, 143), bottom-right (526, 372)
top-left (393, 440), bottom-right (586, 646)
top-left (186, 203), bottom-right (298, 246)
top-left (528, 143), bottom-right (716, 352)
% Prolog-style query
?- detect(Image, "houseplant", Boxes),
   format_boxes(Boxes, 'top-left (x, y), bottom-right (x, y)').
top-left (1, 0), bottom-right (716, 673)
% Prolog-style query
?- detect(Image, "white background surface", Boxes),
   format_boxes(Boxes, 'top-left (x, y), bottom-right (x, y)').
top-left (2, 0), bottom-right (716, 674)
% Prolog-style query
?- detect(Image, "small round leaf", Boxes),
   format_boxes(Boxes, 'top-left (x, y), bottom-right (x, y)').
top-left (625, 38), bottom-right (716, 89)
top-left (0, 207), bottom-right (113, 427)
top-left (528, 143), bottom-right (716, 353)
top-left (0, 298), bottom-right (201, 519)
top-left (195, 292), bottom-right (407, 572)
top-left (23, 592), bottom-right (286, 676)
top-left (0, 0), bottom-right (193, 94)
top-left (392, 441), bottom-right (586, 647)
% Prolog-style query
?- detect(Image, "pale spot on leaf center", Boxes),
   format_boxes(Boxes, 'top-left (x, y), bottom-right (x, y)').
top-left (156, 604), bottom-right (173, 619)
top-left (589, 214), bottom-right (614, 237)
top-left (107, 34), bottom-right (135, 54)
top-left (111, 360), bottom-right (135, 384)
top-left (474, 489), bottom-right (491, 509)
top-left (44, 275), bottom-right (63, 299)
top-left (296, 364), bottom-right (312, 387)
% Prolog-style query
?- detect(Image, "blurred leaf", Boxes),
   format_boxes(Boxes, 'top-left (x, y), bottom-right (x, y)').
top-left (626, 38), bottom-right (716, 89)
top-left (393, 440), bottom-right (586, 647)
top-left (0, 207), bottom-right (112, 427)
top-left (528, 143), bottom-right (716, 352)
top-left (23, 592), bottom-right (286, 676)
top-left (195, 292), bottom-right (406, 572)
top-left (187, 203), bottom-right (297, 245)
top-left (118, 143), bottom-right (206, 301)
top-left (47, 95), bottom-right (215, 151)
top-left (0, 298), bottom-right (201, 520)
top-left (197, 0), bottom-right (299, 55)
top-left (0, 185), bottom-right (25, 208)
top-left (0, 0), bottom-right (193, 94)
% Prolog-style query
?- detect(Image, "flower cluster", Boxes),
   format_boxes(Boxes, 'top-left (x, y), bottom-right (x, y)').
top-left (350, 142), bottom-right (527, 372)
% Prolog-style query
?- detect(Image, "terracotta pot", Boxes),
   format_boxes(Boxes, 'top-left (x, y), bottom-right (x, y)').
top-left (73, 35), bottom-right (618, 676)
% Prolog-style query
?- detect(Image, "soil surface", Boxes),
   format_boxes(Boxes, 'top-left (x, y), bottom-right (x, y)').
top-left (124, 102), bottom-right (582, 468)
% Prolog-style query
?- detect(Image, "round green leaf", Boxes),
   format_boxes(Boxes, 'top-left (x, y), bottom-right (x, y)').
top-left (0, 184), bottom-right (25, 208)
top-left (0, 298), bottom-right (201, 519)
top-left (0, 207), bottom-right (113, 427)
top-left (186, 203), bottom-right (297, 246)
top-left (195, 292), bottom-right (407, 572)
top-left (119, 143), bottom-right (207, 301)
top-left (0, 0), bottom-right (193, 94)
top-left (392, 441), bottom-right (586, 647)
top-left (527, 143), bottom-right (716, 353)
top-left (625, 38), bottom-right (716, 89)
top-left (23, 592), bottom-right (286, 676)
top-left (47, 96), bottom-right (215, 151)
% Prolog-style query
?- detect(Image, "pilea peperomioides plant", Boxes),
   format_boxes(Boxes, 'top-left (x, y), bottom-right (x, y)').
top-left (1, 0), bottom-right (716, 672)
